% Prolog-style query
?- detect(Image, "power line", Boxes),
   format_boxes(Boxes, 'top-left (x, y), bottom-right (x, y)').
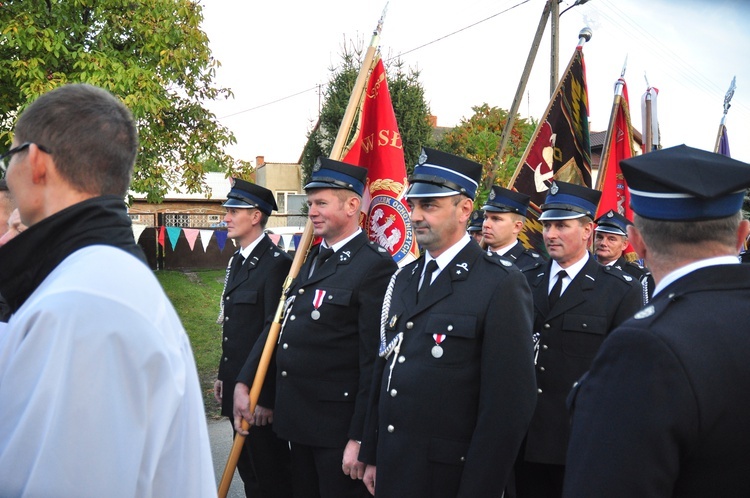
top-left (388, 0), bottom-right (531, 60)
top-left (218, 0), bottom-right (531, 120)
top-left (218, 85), bottom-right (320, 119)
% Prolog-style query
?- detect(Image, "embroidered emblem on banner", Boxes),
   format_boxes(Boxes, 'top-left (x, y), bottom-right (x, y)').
top-left (367, 194), bottom-right (415, 263)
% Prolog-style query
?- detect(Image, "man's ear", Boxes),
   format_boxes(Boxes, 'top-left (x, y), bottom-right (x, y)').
top-left (736, 219), bottom-right (750, 253)
top-left (29, 143), bottom-right (51, 185)
top-left (627, 225), bottom-right (648, 263)
top-left (346, 194), bottom-right (361, 217)
top-left (458, 197), bottom-right (474, 224)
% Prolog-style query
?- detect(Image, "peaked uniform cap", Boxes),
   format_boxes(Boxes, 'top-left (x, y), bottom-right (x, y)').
top-left (467, 210), bottom-right (484, 232)
top-left (539, 181), bottom-right (601, 220)
top-left (304, 157), bottom-right (367, 196)
top-left (483, 186), bottom-right (531, 216)
top-left (594, 210), bottom-right (632, 236)
top-left (620, 144), bottom-right (750, 221)
top-left (223, 178), bottom-right (277, 215)
top-left (406, 147), bottom-right (482, 200)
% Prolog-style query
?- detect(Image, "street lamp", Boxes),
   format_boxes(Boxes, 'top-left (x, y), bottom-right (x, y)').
top-left (551, 0), bottom-right (592, 96)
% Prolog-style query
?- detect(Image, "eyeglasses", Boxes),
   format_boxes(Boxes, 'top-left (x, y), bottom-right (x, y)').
top-left (0, 142), bottom-right (51, 179)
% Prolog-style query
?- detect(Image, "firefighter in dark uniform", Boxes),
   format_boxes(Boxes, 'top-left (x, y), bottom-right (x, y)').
top-left (214, 179), bottom-right (293, 497)
top-left (515, 181), bottom-right (642, 498)
top-left (593, 209), bottom-right (654, 304)
top-left (564, 145), bottom-right (750, 497)
top-left (467, 209), bottom-right (484, 244)
top-left (482, 185), bottom-right (544, 271)
top-left (360, 147), bottom-right (537, 497)
top-left (234, 158), bottom-right (397, 498)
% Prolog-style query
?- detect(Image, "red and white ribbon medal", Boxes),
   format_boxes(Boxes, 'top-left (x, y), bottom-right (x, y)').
top-left (432, 333), bottom-right (446, 358)
top-left (311, 289), bottom-right (326, 320)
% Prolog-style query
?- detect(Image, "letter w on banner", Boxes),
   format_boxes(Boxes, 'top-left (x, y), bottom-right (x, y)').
top-left (507, 43), bottom-right (592, 255)
top-left (595, 77), bottom-right (637, 260)
top-left (343, 58), bottom-right (419, 266)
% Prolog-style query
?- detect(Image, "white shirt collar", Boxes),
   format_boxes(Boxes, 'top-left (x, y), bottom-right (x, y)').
top-left (549, 251), bottom-right (590, 294)
top-left (424, 233), bottom-right (472, 282)
top-left (654, 255), bottom-right (739, 297)
top-left (322, 227), bottom-right (362, 253)
top-left (493, 240), bottom-right (519, 256)
top-left (239, 232), bottom-right (265, 259)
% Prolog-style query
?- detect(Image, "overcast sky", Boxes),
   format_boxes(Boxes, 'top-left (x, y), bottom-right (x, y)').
top-left (199, 0), bottom-right (750, 167)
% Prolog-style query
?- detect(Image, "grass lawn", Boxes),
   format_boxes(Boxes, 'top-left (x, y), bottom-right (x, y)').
top-left (156, 269), bottom-right (225, 419)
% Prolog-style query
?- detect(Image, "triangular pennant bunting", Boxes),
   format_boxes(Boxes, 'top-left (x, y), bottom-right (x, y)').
top-left (183, 228), bottom-right (199, 251)
top-left (166, 227), bottom-right (182, 251)
top-left (199, 230), bottom-right (213, 252)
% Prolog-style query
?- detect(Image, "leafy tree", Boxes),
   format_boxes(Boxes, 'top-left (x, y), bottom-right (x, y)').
top-left (0, 0), bottom-right (249, 202)
top-left (301, 41), bottom-right (433, 186)
top-left (436, 104), bottom-right (536, 208)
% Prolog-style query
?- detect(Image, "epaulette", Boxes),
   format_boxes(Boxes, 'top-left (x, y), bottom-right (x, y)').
top-left (601, 264), bottom-right (638, 284)
top-left (483, 252), bottom-right (516, 272)
top-left (626, 260), bottom-right (651, 275)
top-left (366, 240), bottom-right (394, 259)
top-left (521, 260), bottom-right (545, 273)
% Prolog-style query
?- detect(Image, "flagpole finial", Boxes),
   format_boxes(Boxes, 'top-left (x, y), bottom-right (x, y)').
top-left (723, 76), bottom-right (736, 115)
top-left (578, 27), bottom-right (592, 43)
top-left (376, 3), bottom-right (389, 36)
top-left (620, 55), bottom-right (628, 78)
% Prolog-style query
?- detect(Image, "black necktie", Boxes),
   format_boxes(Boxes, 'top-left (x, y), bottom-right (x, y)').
top-left (417, 260), bottom-right (439, 303)
top-left (230, 253), bottom-right (245, 281)
top-left (548, 269), bottom-right (568, 308)
top-left (313, 246), bottom-right (334, 275)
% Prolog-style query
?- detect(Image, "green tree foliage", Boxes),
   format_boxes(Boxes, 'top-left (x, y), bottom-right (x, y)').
top-left (436, 104), bottom-right (536, 208)
top-left (0, 0), bottom-right (249, 202)
top-left (301, 42), bottom-right (433, 186)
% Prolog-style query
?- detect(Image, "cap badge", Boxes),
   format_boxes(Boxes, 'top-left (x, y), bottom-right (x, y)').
top-left (607, 211), bottom-right (614, 218)
top-left (550, 182), bottom-right (559, 195)
top-left (489, 190), bottom-right (496, 200)
top-left (313, 158), bottom-right (322, 172)
top-left (418, 149), bottom-right (428, 165)
top-left (472, 211), bottom-right (480, 221)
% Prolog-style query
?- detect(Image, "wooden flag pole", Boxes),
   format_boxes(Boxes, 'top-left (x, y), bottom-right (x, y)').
top-left (217, 9), bottom-right (386, 498)
top-left (594, 57), bottom-right (628, 192)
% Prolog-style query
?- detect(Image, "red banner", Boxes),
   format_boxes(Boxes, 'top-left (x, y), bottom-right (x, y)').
top-left (596, 79), bottom-right (636, 259)
top-left (596, 79), bottom-right (634, 221)
top-left (343, 58), bottom-right (418, 265)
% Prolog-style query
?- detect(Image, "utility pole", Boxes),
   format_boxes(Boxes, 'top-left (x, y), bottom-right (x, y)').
top-left (551, 0), bottom-right (591, 97)
top-left (550, 0), bottom-right (560, 98)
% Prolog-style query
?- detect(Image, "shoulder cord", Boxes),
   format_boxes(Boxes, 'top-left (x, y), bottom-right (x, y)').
top-left (216, 252), bottom-right (237, 324)
top-left (379, 267), bottom-right (404, 359)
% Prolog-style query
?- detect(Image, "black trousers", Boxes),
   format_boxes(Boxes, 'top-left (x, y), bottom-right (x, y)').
top-left (230, 421), bottom-right (293, 498)
top-left (289, 442), bottom-right (369, 498)
top-left (514, 460), bottom-right (565, 498)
